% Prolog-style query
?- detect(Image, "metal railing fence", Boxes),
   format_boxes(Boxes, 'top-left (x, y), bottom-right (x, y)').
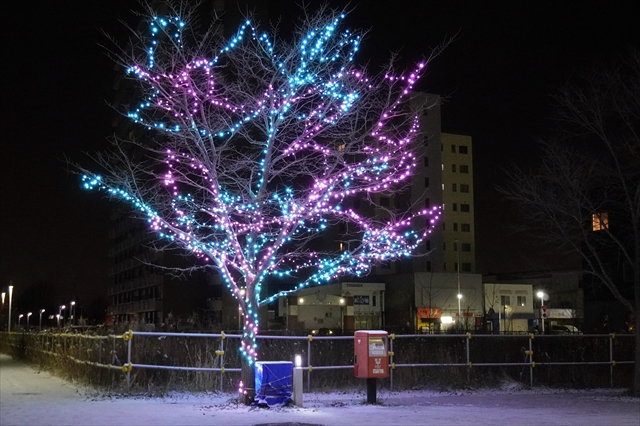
top-left (0, 331), bottom-right (634, 391)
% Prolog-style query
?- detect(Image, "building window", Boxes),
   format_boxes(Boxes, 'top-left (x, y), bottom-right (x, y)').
top-left (425, 239), bottom-right (431, 250)
top-left (424, 178), bottom-right (430, 188)
top-left (460, 165), bottom-right (469, 173)
top-left (338, 143), bottom-right (346, 151)
top-left (453, 203), bottom-right (458, 211)
top-left (461, 203), bottom-right (470, 212)
top-left (460, 184), bottom-right (470, 193)
top-left (459, 145), bottom-right (468, 154)
top-left (451, 145), bottom-right (456, 153)
top-left (452, 183), bottom-right (457, 192)
top-left (500, 295), bottom-right (510, 306)
top-left (443, 242), bottom-right (446, 251)
top-left (592, 212), bottom-right (609, 231)
top-left (461, 223), bottom-right (471, 232)
top-left (372, 295), bottom-right (376, 307)
top-left (426, 261), bottom-right (432, 271)
top-left (425, 198), bottom-right (430, 208)
top-left (517, 296), bottom-right (526, 307)
top-left (461, 243), bottom-right (471, 252)
top-left (462, 263), bottom-right (471, 272)
top-left (441, 183), bottom-right (445, 190)
top-left (424, 156), bottom-right (429, 167)
top-left (453, 223), bottom-right (458, 231)
top-left (453, 241), bottom-right (458, 251)
top-left (442, 222), bottom-right (446, 231)
top-left (452, 164), bottom-right (457, 173)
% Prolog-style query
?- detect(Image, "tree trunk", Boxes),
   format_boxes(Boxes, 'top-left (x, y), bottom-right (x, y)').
top-left (240, 356), bottom-right (255, 405)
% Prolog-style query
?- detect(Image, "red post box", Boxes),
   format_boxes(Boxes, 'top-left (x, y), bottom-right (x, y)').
top-left (354, 330), bottom-right (389, 379)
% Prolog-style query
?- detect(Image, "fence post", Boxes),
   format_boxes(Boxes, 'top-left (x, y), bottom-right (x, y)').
top-left (529, 334), bottom-right (534, 388)
top-left (307, 335), bottom-right (312, 393)
top-left (609, 333), bottom-right (614, 388)
top-left (389, 335), bottom-right (394, 391)
top-left (126, 333), bottom-right (132, 392)
top-left (466, 333), bottom-right (471, 383)
top-left (220, 332), bottom-right (225, 393)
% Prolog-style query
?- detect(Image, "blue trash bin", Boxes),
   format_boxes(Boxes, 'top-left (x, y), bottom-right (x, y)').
top-left (254, 361), bottom-right (293, 407)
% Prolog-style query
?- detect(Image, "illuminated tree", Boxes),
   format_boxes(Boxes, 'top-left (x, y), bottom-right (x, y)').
top-left (78, 2), bottom-right (441, 392)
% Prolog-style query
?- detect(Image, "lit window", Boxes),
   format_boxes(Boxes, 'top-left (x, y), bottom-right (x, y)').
top-left (441, 163), bottom-right (444, 171)
top-left (338, 144), bottom-right (345, 151)
top-left (517, 296), bottom-right (526, 307)
top-left (592, 212), bottom-right (609, 231)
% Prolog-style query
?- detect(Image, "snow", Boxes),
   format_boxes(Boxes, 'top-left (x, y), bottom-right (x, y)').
top-left (1, 354), bottom-right (638, 426)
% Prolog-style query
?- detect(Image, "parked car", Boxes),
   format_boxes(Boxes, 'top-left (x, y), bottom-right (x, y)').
top-left (550, 324), bottom-right (582, 334)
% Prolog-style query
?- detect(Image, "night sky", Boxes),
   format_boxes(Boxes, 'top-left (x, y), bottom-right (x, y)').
top-left (2, 1), bottom-right (639, 312)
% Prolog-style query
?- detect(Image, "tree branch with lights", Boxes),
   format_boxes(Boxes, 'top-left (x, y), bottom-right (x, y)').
top-left (78, 1), bottom-right (442, 391)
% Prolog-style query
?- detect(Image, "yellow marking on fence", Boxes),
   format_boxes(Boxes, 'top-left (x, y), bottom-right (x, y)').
top-left (122, 330), bottom-right (133, 341)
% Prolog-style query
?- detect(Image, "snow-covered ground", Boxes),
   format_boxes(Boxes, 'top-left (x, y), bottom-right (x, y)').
top-left (1, 354), bottom-right (638, 426)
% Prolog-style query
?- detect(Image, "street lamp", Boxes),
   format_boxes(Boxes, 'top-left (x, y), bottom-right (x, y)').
top-left (27, 312), bottom-right (32, 330)
top-left (70, 301), bottom-right (76, 325)
top-left (59, 305), bottom-right (66, 328)
top-left (39, 309), bottom-right (45, 331)
top-left (8, 284), bottom-right (13, 332)
top-left (56, 314), bottom-right (61, 328)
top-left (18, 314), bottom-right (23, 329)
top-left (536, 291), bottom-right (547, 334)
top-left (455, 238), bottom-right (461, 322)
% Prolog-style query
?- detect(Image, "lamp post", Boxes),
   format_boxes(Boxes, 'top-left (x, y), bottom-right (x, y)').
top-left (455, 238), bottom-right (461, 322)
top-left (27, 312), bottom-right (32, 330)
top-left (70, 301), bottom-right (75, 325)
top-left (59, 305), bottom-right (66, 328)
top-left (39, 309), bottom-right (45, 331)
top-left (18, 314), bottom-right (23, 330)
top-left (1, 292), bottom-right (4, 331)
top-left (536, 291), bottom-right (546, 334)
top-left (8, 284), bottom-right (13, 332)
top-left (56, 314), bottom-right (61, 328)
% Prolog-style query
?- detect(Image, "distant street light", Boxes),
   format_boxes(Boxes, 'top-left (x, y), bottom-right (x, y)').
top-left (27, 312), bottom-right (32, 330)
top-left (56, 314), bottom-right (61, 328)
top-left (536, 291), bottom-right (547, 334)
top-left (8, 284), bottom-right (14, 332)
top-left (455, 238), bottom-right (461, 322)
top-left (70, 301), bottom-right (76, 325)
top-left (39, 309), bottom-right (46, 331)
top-left (18, 313), bottom-right (23, 329)
top-left (59, 305), bottom-right (66, 328)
